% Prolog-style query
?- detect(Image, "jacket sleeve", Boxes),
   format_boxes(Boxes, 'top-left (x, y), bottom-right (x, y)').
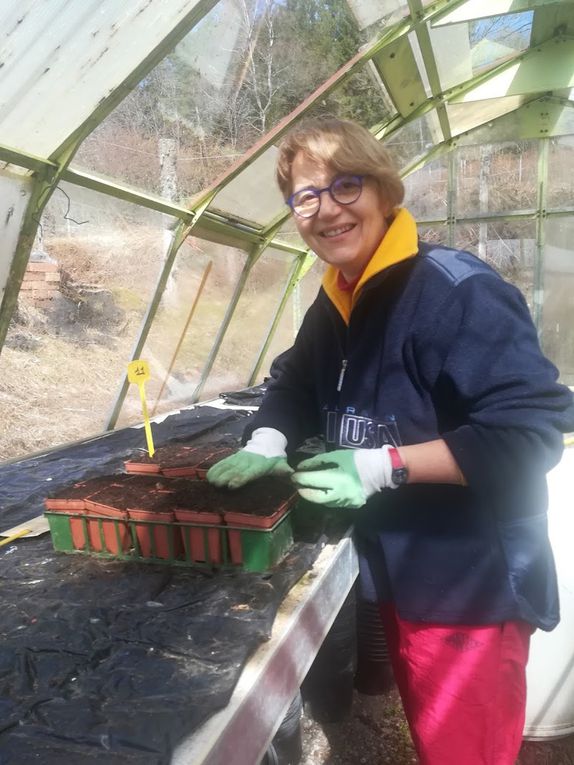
top-left (422, 273), bottom-right (574, 495)
top-left (243, 303), bottom-right (322, 449)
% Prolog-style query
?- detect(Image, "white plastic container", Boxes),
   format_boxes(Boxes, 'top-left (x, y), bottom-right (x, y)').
top-left (524, 446), bottom-right (574, 739)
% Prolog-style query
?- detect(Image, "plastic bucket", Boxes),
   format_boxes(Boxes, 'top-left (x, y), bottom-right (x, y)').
top-left (524, 446), bottom-right (574, 740)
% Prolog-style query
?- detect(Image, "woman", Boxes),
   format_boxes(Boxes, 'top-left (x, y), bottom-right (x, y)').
top-left (208, 118), bottom-right (574, 764)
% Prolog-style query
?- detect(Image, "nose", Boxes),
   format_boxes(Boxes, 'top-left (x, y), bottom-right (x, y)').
top-left (317, 189), bottom-right (342, 218)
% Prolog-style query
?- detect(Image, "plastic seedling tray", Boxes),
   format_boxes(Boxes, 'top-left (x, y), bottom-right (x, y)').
top-left (124, 442), bottom-right (237, 478)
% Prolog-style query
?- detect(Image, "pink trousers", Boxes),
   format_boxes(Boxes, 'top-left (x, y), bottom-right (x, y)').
top-left (379, 603), bottom-right (532, 765)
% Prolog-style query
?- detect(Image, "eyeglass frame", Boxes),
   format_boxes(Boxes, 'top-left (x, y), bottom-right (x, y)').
top-left (287, 174), bottom-right (365, 218)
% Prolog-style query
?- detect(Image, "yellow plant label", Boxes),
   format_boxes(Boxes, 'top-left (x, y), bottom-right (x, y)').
top-left (127, 359), bottom-right (155, 457)
top-left (127, 359), bottom-right (150, 384)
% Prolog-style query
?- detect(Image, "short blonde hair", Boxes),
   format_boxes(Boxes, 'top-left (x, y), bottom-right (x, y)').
top-left (276, 117), bottom-right (404, 207)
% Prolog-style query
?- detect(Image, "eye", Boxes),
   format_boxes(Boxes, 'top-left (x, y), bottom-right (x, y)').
top-left (293, 189), bottom-right (318, 207)
top-left (334, 176), bottom-right (361, 192)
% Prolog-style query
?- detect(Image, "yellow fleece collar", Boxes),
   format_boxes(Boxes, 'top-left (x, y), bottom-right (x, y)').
top-left (322, 207), bottom-right (419, 325)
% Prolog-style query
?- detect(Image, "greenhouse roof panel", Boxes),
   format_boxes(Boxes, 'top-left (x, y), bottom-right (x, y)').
top-left (432, 0), bottom-right (556, 27)
top-left (209, 147), bottom-right (286, 229)
top-left (447, 95), bottom-right (527, 135)
top-left (0, 0), bottom-right (213, 159)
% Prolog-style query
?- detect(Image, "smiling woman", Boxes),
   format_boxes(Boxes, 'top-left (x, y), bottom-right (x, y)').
top-left (206, 117), bottom-right (574, 765)
top-left (277, 118), bottom-right (404, 282)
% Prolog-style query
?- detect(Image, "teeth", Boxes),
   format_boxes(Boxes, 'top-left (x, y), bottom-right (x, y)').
top-left (323, 224), bottom-right (353, 238)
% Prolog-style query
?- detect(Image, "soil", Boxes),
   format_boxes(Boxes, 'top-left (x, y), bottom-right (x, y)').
top-left (83, 475), bottom-right (173, 511)
top-left (49, 474), bottom-right (296, 519)
top-left (168, 476), bottom-right (296, 517)
top-left (127, 438), bottom-right (238, 468)
top-left (46, 475), bottom-right (124, 502)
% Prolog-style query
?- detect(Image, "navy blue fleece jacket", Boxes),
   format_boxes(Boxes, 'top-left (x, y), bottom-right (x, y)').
top-left (247, 212), bottom-right (574, 629)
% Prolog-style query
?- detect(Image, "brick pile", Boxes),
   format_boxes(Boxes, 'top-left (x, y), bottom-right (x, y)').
top-left (20, 261), bottom-right (60, 304)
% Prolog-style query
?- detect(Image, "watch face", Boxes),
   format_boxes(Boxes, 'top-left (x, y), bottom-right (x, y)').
top-left (392, 466), bottom-right (409, 485)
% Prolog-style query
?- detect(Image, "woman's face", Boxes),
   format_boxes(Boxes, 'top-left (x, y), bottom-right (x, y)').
top-left (290, 151), bottom-right (391, 281)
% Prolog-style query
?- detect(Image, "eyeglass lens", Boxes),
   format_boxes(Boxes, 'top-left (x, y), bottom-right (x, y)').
top-left (291, 175), bottom-right (362, 217)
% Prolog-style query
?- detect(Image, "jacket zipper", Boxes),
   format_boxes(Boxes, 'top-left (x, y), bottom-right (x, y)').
top-left (336, 358), bottom-right (348, 392)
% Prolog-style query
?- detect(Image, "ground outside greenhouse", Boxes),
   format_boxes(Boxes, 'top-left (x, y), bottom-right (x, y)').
top-left (299, 688), bottom-right (574, 764)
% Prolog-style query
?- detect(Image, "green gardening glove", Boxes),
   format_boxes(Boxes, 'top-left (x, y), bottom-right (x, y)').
top-left (207, 451), bottom-right (292, 489)
top-left (291, 446), bottom-right (396, 508)
top-left (206, 427), bottom-right (293, 489)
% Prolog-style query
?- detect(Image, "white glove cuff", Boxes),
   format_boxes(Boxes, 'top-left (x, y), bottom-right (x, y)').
top-left (243, 427), bottom-right (288, 458)
top-left (354, 445), bottom-right (397, 497)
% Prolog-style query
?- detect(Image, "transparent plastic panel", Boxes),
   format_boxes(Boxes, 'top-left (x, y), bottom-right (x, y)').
top-left (257, 257), bottom-right (327, 380)
top-left (382, 110), bottom-right (442, 171)
top-left (0, 0), bottom-right (209, 157)
top-left (205, 248), bottom-right (296, 398)
top-left (456, 142), bottom-right (538, 218)
top-left (117, 239), bottom-right (249, 424)
top-left (403, 157), bottom-right (448, 221)
top-left (73, 0), bottom-right (370, 200)
top-left (430, 12), bottom-right (533, 91)
top-left (345, 0), bottom-right (409, 32)
top-left (455, 219), bottom-right (536, 310)
top-left (309, 67), bottom-right (397, 130)
top-left (0, 182), bottom-right (174, 460)
top-left (418, 224), bottom-right (449, 246)
top-left (540, 216), bottom-right (574, 384)
top-left (277, 217), bottom-right (307, 251)
top-left (0, 171), bottom-right (33, 294)
top-left (547, 136), bottom-right (574, 211)
top-left (447, 96), bottom-right (525, 137)
top-left (210, 147), bottom-right (285, 227)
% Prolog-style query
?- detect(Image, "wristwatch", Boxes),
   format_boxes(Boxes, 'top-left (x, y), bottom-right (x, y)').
top-left (388, 446), bottom-right (408, 486)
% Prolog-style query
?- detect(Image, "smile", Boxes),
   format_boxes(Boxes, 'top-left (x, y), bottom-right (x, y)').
top-left (321, 224), bottom-right (355, 238)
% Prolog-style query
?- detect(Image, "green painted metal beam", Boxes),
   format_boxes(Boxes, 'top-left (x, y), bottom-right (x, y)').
top-left (534, 138), bottom-right (549, 330)
top-left (0, 143), bottom-right (53, 174)
top-left (407, 0), bottom-right (452, 140)
top-left (417, 211), bottom-right (538, 226)
top-left (447, 151), bottom-right (456, 247)
top-left (248, 252), bottom-right (316, 386)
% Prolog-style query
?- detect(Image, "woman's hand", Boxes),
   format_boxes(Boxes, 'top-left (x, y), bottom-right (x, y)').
top-left (291, 447), bottom-right (395, 508)
top-left (206, 427), bottom-right (292, 489)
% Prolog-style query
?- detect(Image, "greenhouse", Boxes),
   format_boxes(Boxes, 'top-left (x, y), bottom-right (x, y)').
top-left (1, 1), bottom-right (574, 763)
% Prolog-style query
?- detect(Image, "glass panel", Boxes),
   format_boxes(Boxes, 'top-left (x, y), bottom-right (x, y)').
top-left (73, 0), bottom-right (369, 200)
top-left (258, 257), bottom-right (327, 380)
top-left (382, 110), bottom-right (442, 171)
top-left (455, 219), bottom-right (536, 310)
top-left (205, 248), bottom-right (296, 397)
top-left (277, 217), bottom-right (307, 251)
top-left (447, 96), bottom-right (525, 137)
top-left (430, 12), bottom-right (533, 91)
top-left (210, 147), bottom-right (285, 227)
top-left (403, 157), bottom-right (448, 221)
top-left (117, 238), bottom-right (249, 424)
top-left (456, 142), bottom-right (537, 218)
top-left (0, 182), bottom-right (173, 460)
top-left (345, 0), bottom-right (409, 32)
top-left (0, 172), bottom-right (33, 292)
top-left (418, 224), bottom-right (449, 246)
top-left (547, 136), bottom-right (574, 211)
top-left (0, 0), bottom-right (210, 158)
top-left (541, 217), bottom-right (574, 384)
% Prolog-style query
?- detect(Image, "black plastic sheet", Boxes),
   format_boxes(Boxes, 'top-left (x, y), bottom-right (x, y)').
top-left (0, 408), bottom-right (321, 764)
